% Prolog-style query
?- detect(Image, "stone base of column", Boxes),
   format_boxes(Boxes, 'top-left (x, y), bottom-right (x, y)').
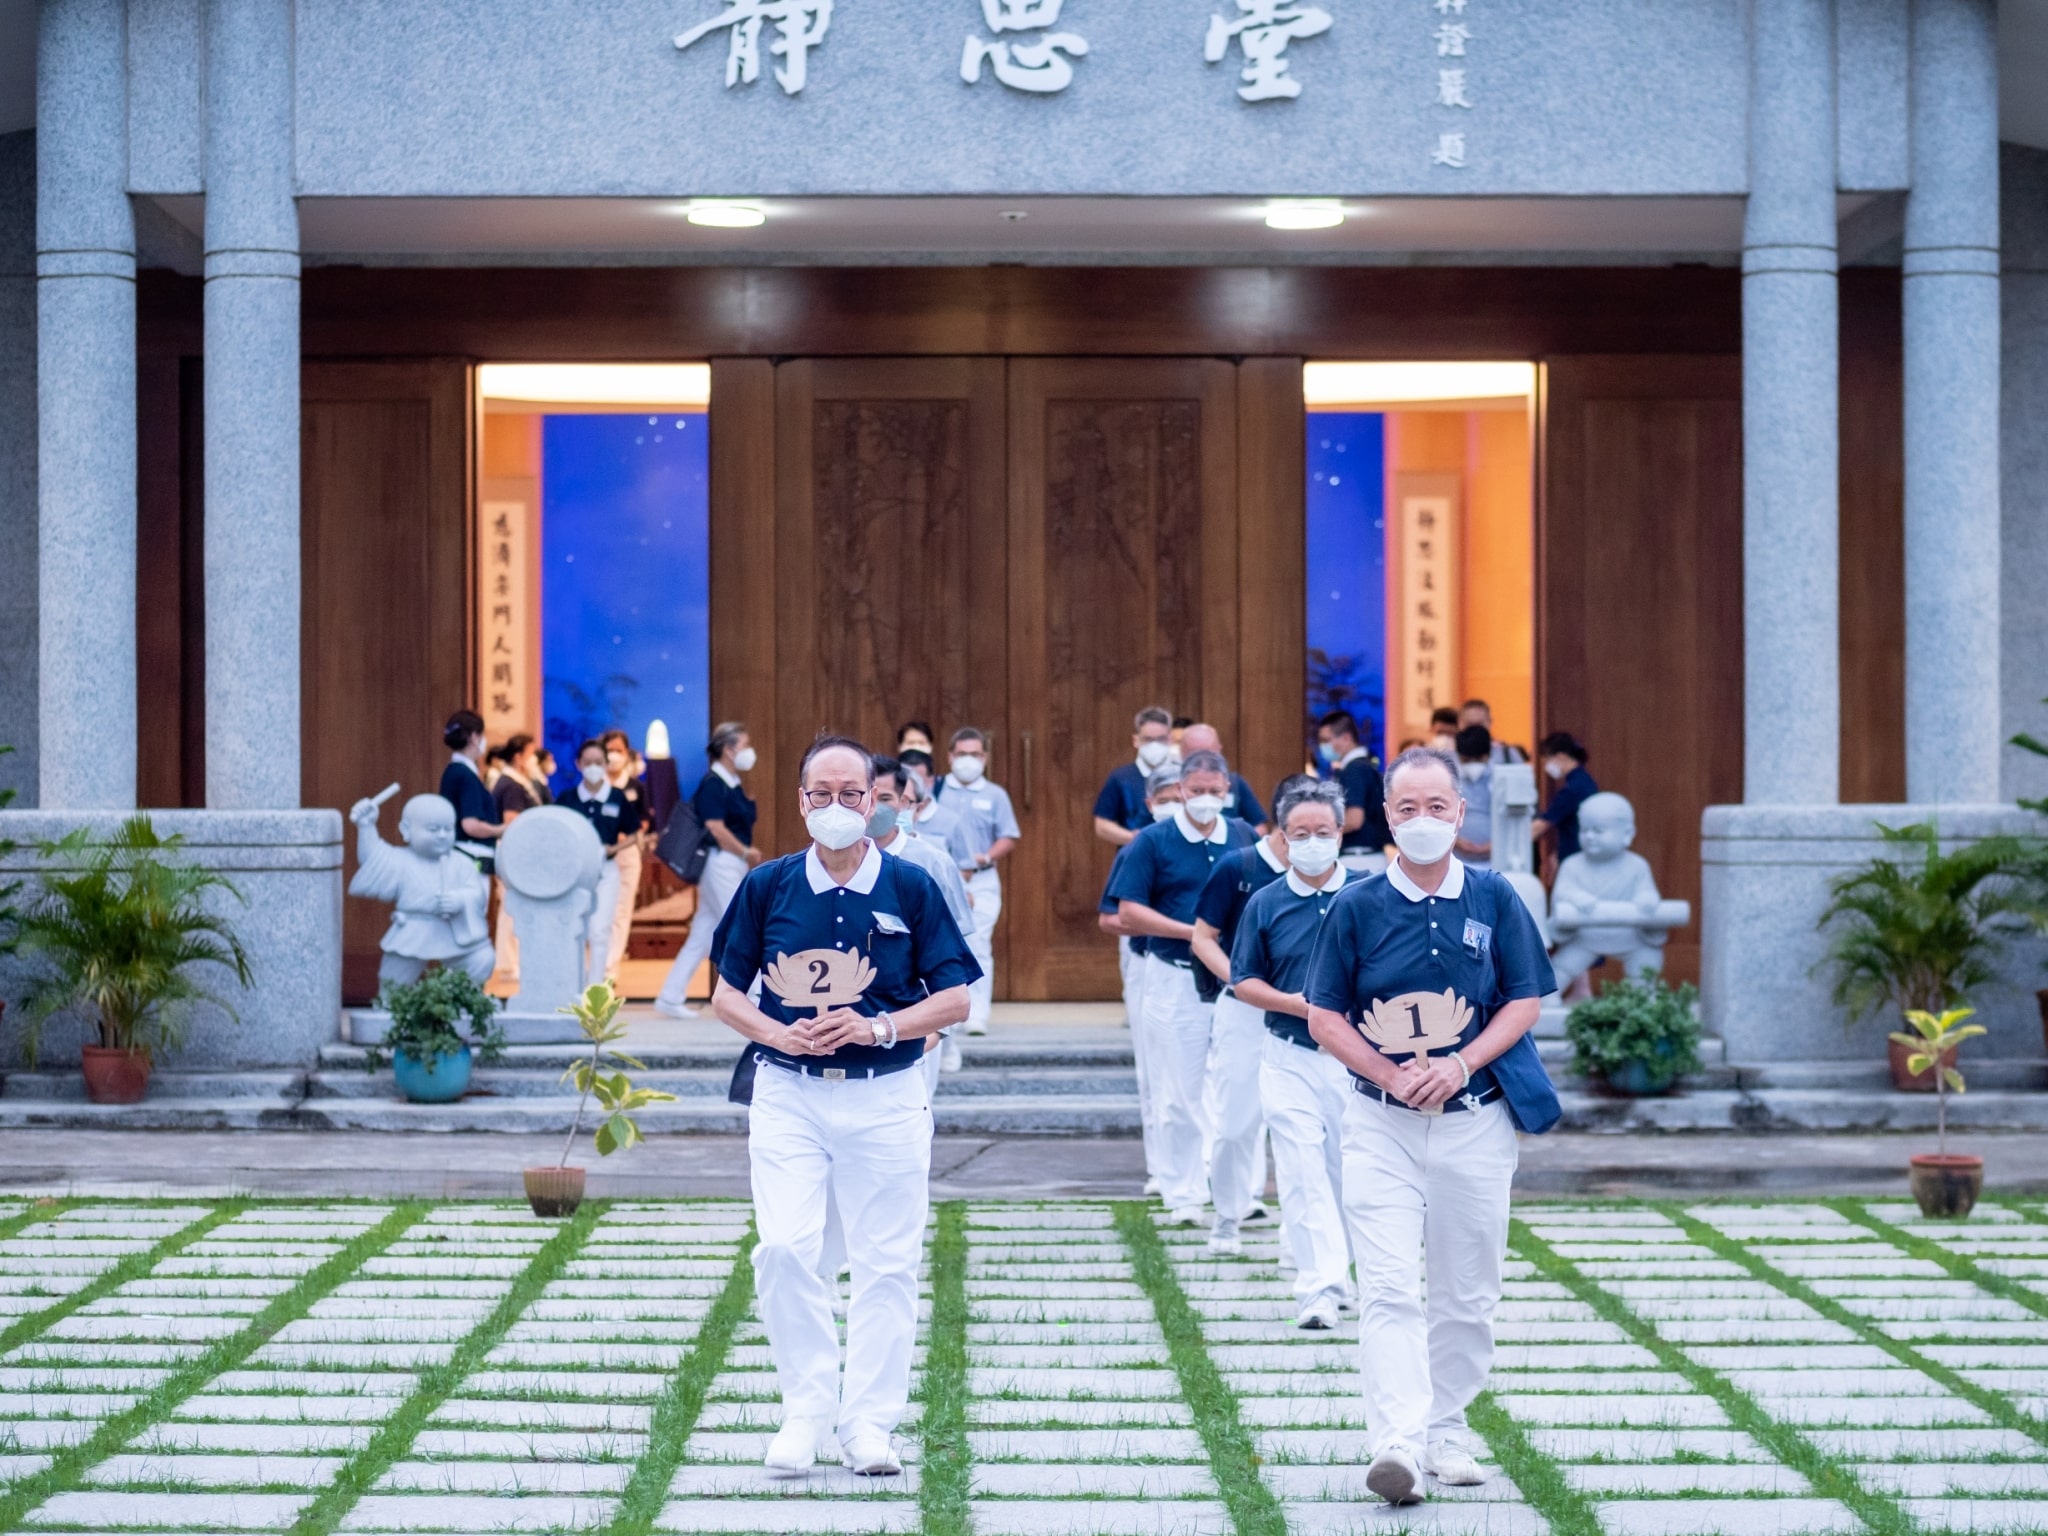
top-left (0, 809), bottom-right (341, 1070)
top-left (1702, 803), bottom-right (2048, 1063)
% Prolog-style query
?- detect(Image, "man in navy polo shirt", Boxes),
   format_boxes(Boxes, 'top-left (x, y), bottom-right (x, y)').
top-left (1110, 748), bottom-right (1257, 1227)
top-left (711, 736), bottom-right (979, 1480)
top-left (1180, 723), bottom-right (1269, 832)
top-left (1092, 704), bottom-right (1177, 847)
top-left (1099, 761), bottom-right (1184, 1198)
top-left (1306, 745), bottom-right (1560, 1507)
top-left (1316, 709), bottom-right (1391, 874)
top-left (1229, 777), bottom-right (1355, 1330)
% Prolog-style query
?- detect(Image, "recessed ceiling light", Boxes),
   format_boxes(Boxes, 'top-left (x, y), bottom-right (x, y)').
top-left (684, 202), bottom-right (767, 229)
top-left (1264, 201), bottom-right (1345, 231)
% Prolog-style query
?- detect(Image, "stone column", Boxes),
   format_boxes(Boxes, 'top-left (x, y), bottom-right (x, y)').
top-left (36, 0), bottom-right (134, 810)
top-left (1904, 0), bottom-right (2002, 803)
top-left (204, 0), bottom-right (301, 810)
top-left (1741, 0), bottom-right (1839, 804)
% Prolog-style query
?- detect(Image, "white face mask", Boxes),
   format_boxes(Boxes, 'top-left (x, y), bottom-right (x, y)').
top-left (1183, 793), bottom-right (1225, 825)
top-left (1392, 815), bottom-right (1459, 865)
top-left (1137, 740), bottom-right (1173, 771)
top-left (1150, 801), bottom-right (1179, 822)
top-left (951, 754), bottom-right (985, 785)
top-left (1288, 834), bottom-right (1340, 878)
top-left (580, 763), bottom-right (608, 789)
top-left (1545, 758), bottom-right (1569, 781)
top-left (806, 802), bottom-right (868, 851)
top-left (732, 746), bottom-right (757, 773)
top-left (1458, 760), bottom-right (1486, 783)
top-left (606, 751), bottom-right (627, 772)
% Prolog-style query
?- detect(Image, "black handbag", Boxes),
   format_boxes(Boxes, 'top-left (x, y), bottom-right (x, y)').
top-left (655, 800), bottom-right (713, 884)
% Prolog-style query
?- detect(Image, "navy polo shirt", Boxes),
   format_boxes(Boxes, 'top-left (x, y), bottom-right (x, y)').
top-left (1193, 837), bottom-right (1289, 958)
top-left (439, 759), bottom-right (499, 836)
top-left (1225, 774), bottom-right (1269, 830)
top-left (1305, 858), bottom-right (1554, 1100)
top-left (1107, 811), bottom-right (1258, 966)
top-left (1093, 762), bottom-right (1154, 833)
top-left (1544, 765), bottom-right (1600, 860)
top-left (566, 784), bottom-right (643, 848)
top-left (713, 842), bottom-right (981, 1073)
top-left (1335, 752), bottom-right (1391, 853)
top-left (692, 767), bottom-right (757, 848)
top-left (1100, 842), bottom-right (1147, 958)
top-left (1231, 866), bottom-right (1352, 1048)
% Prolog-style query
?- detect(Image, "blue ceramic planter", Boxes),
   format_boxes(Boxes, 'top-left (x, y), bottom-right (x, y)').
top-left (1603, 1055), bottom-right (1678, 1097)
top-left (392, 1045), bottom-right (473, 1103)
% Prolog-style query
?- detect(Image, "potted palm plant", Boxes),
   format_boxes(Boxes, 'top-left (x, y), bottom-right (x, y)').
top-left (1818, 821), bottom-right (2048, 1090)
top-left (526, 981), bottom-right (676, 1216)
top-left (1893, 1006), bottom-right (1987, 1218)
top-left (10, 817), bottom-right (251, 1103)
top-left (1564, 975), bottom-right (1701, 1095)
top-left (361, 967), bottom-right (507, 1103)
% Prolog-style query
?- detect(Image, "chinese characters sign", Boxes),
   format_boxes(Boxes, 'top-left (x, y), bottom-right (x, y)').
top-left (1392, 474), bottom-right (1459, 742)
top-left (1204, 1), bottom-right (1332, 101)
top-left (963, 0), bottom-right (1089, 94)
top-left (674, 0), bottom-right (834, 94)
top-left (1430, 0), bottom-right (1472, 169)
top-left (477, 498), bottom-right (538, 743)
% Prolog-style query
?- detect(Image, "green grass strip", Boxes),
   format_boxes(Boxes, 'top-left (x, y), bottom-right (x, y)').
top-left (1833, 1198), bottom-right (2048, 1320)
top-left (915, 1200), bottom-right (973, 1536)
top-left (1113, 1202), bottom-right (1285, 1536)
top-left (605, 1218), bottom-right (759, 1536)
top-left (0, 1198), bottom-right (235, 1358)
top-left (289, 1199), bottom-right (608, 1536)
top-left (1510, 1216), bottom-right (1918, 1536)
top-left (1465, 1388), bottom-right (1604, 1536)
top-left (1662, 1204), bottom-right (2048, 1458)
top-left (0, 1199), bottom-right (427, 1532)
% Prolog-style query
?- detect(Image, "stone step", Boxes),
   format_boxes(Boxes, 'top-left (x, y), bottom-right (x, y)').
top-left (321, 1037), bottom-right (1138, 1073)
top-left (303, 1065), bottom-right (1140, 1102)
top-left (288, 1093), bottom-right (1145, 1137)
top-left (0, 1070), bottom-right (302, 1102)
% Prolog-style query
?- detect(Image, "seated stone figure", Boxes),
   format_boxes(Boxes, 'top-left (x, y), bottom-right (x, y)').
top-left (348, 792), bottom-right (495, 988)
top-left (1548, 791), bottom-right (1691, 994)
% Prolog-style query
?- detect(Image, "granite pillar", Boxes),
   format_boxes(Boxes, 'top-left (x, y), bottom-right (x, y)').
top-left (1903, 0), bottom-right (2002, 803)
top-left (0, 133), bottom-right (35, 807)
top-left (2001, 144), bottom-right (2048, 805)
top-left (203, 0), bottom-right (301, 810)
top-left (35, 0), bottom-right (134, 811)
top-left (1741, 0), bottom-right (1839, 804)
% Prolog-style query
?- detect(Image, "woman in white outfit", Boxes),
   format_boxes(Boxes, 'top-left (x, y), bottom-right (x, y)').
top-left (655, 722), bottom-right (764, 1019)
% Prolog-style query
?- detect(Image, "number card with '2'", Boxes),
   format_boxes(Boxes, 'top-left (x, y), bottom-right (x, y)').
top-left (764, 948), bottom-right (877, 1017)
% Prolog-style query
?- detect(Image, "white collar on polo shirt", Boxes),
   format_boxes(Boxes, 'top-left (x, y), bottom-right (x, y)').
top-left (450, 752), bottom-right (482, 778)
top-left (1256, 837), bottom-right (1287, 873)
top-left (806, 840), bottom-right (882, 894)
top-left (711, 760), bottom-right (741, 789)
top-left (1285, 864), bottom-right (1348, 900)
top-left (576, 780), bottom-right (607, 804)
top-left (1172, 807), bottom-right (1230, 845)
top-left (1337, 746), bottom-right (1368, 768)
top-left (1385, 855), bottom-right (1466, 903)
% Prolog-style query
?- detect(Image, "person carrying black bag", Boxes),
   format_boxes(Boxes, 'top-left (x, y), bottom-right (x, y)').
top-left (654, 721), bottom-right (763, 1019)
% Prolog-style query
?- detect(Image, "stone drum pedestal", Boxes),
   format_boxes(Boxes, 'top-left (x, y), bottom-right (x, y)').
top-left (496, 806), bottom-right (607, 1044)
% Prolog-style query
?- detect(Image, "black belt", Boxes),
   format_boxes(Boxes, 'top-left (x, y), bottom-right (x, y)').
top-left (758, 1051), bottom-right (922, 1082)
top-left (1150, 954), bottom-right (1194, 970)
top-left (1265, 1024), bottom-right (1320, 1052)
top-left (1353, 1079), bottom-right (1503, 1114)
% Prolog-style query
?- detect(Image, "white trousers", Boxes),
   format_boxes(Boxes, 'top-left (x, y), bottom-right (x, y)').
top-left (657, 848), bottom-right (749, 1008)
top-left (585, 859), bottom-right (622, 985)
top-left (1261, 1033), bottom-right (1353, 1306)
top-left (1139, 954), bottom-right (1215, 1213)
top-left (964, 868), bottom-right (1001, 1031)
top-left (605, 843), bottom-right (642, 981)
top-left (748, 1061), bottom-right (932, 1438)
top-left (1204, 991), bottom-right (1268, 1233)
top-left (1341, 1094), bottom-right (1518, 1458)
top-left (1120, 939), bottom-right (1164, 1182)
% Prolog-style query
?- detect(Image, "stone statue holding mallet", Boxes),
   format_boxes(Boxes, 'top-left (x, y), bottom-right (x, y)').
top-left (348, 782), bottom-right (495, 987)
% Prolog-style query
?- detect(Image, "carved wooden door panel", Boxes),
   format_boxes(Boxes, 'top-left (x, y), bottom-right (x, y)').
top-left (1005, 359), bottom-right (1239, 999)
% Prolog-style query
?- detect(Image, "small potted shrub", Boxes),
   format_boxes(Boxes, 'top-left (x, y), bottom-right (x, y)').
top-left (1818, 821), bottom-right (2048, 1089)
top-left (1894, 1007), bottom-right (1988, 1218)
top-left (527, 981), bottom-right (676, 1216)
top-left (9, 816), bottom-right (251, 1103)
top-left (1565, 975), bottom-right (1701, 1096)
top-left (363, 967), bottom-right (507, 1103)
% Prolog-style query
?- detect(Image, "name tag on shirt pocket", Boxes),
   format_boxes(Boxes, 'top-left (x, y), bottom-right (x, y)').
top-left (1462, 919), bottom-right (1492, 959)
top-left (973, 797), bottom-right (994, 812)
top-left (873, 912), bottom-right (911, 936)
top-left (602, 804), bottom-right (621, 818)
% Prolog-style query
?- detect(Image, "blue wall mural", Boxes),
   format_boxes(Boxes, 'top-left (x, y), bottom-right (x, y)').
top-left (1305, 412), bottom-right (1388, 765)
top-left (541, 412), bottom-right (709, 794)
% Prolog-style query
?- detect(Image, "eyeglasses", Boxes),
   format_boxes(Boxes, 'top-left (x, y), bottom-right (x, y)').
top-left (802, 788), bottom-right (869, 809)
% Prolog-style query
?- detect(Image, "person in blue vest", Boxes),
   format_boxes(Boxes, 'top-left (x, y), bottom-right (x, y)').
top-left (1229, 777), bottom-right (1356, 1331)
top-left (438, 709), bottom-right (503, 876)
top-left (711, 735), bottom-right (979, 1479)
top-left (1305, 744), bottom-right (1561, 1507)
top-left (1109, 748), bottom-right (1258, 1227)
top-left (654, 721), bottom-right (764, 1020)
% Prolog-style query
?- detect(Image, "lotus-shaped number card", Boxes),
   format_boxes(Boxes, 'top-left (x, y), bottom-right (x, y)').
top-left (764, 947), bottom-right (877, 1018)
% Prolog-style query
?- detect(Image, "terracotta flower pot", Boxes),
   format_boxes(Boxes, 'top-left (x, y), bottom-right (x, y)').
top-left (1888, 1037), bottom-right (1958, 1092)
top-left (1909, 1153), bottom-right (1984, 1219)
top-left (80, 1046), bottom-right (151, 1105)
top-left (524, 1165), bottom-right (585, 1218)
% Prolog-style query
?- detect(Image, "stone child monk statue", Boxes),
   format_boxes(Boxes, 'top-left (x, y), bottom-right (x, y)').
top-left (348, 791), bottom-right (495, 987)
top-left (1547, 791), bottom-right (1690, 995)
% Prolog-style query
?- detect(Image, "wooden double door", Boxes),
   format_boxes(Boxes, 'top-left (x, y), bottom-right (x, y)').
top-left (712, 356), bottom-right (1306, 1000)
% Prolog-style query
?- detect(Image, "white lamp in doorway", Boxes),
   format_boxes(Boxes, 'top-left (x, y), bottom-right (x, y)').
top-left (645, 720), bottom-right (672, 760)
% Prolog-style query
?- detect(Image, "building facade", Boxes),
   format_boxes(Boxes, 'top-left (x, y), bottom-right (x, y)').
top-left (0, 0), bottom-right (2045, 1070)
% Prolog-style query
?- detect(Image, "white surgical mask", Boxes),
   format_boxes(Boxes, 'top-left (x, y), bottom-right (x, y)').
top-left (1288, 835), bottom-right (1340, 878)
top-left (866, 805), bottom-right (900, 841)
top-left (1458, 760), bottom-right (1486, 783)
top-left (951, 754), bottom-right (985, 784)
top-left (606, 751), bottom-right (626, 770)
top-left (1545, 759), bottom-right (1568, 781)
top-left (806, 802), bottom-right (868, 851)
top-left (580, 763), bottom-right (607, 788)
top-left (1392, 815), bottom-right (1459, 865)
top-left (732, 746), bottom-right (757, 773)
top-left (1137, 740), bottom-right (1173, 771)
top-left (1184, 793), bottom-right (1225, 825)
top-left (1150, 801), bottom-right (1179, 822)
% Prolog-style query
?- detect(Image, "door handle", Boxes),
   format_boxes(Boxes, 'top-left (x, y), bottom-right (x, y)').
top-left (1021, 730), bottom-right (1034, 814)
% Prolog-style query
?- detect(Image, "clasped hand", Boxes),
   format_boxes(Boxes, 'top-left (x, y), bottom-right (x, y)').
top-left (777, 1007), bottom-right (876, 1055)
top-left (1384, 1053), bottom-right (1467, 1110)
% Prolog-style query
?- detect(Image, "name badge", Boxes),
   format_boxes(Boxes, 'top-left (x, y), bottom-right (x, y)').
top-left (1462, 919), bottom-right (1491, 958)
top-left (873, 912), bottom-right (910, 935)
top-left (602, 803), bottom-right (620, 818)
top-left (973, 797), bottom-right (994, 811)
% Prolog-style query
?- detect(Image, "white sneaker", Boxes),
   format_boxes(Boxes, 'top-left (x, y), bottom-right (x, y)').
top-left (1366, 1445), bottom-right (1426, 1505)
top-left (651, 998), bottom-right (699, 1021)
top-left (839, 1429), bottom-right (903, 1476)
top-left (1295, 1297), bottom-right (1339, 1331)
top-left (941, 1036), bottom-right (964, 1073)
top-left (1425, 1441), bottom-right (1488, 1486)
top-left (763, 1417), bottom-right (833, 1475)
top-left (1207, 1227), bottom-right (1242, 1257)
top-left (964, 1018), bottom-right (988, 1035)
top-left (1168, 1206), bottom-right (1206, 1228)
top-left (1142, 1176), bottom-right (1162, 1197)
